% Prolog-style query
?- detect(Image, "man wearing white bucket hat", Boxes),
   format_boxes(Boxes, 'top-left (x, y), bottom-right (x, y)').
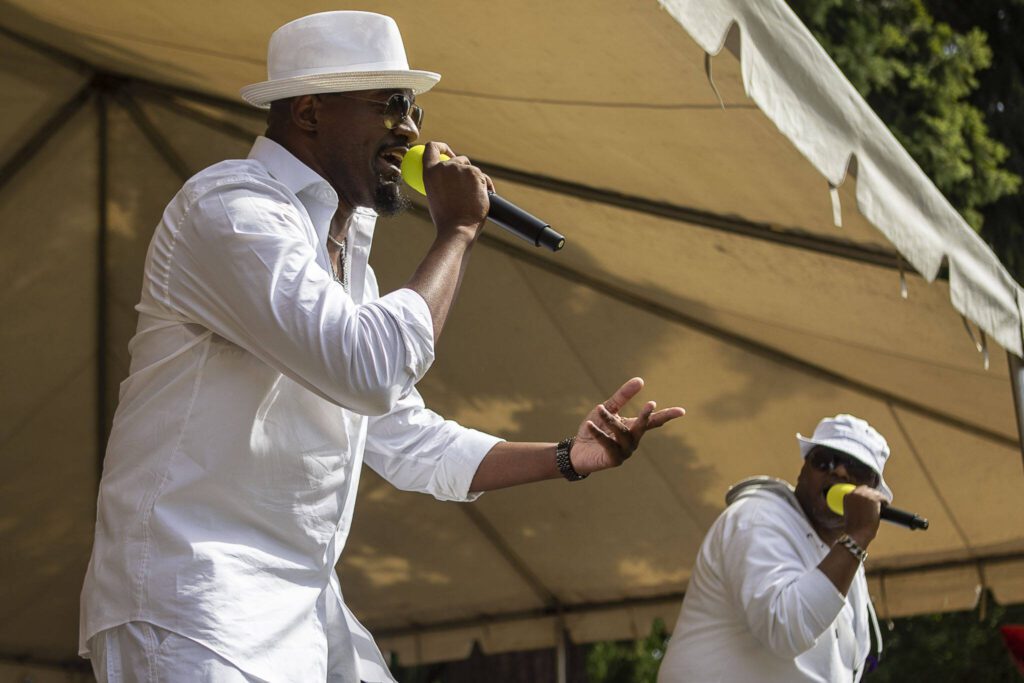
top-left (658, 414), bottom-right (891, 682)
top-left (79, 10), bottom-right (684, 683)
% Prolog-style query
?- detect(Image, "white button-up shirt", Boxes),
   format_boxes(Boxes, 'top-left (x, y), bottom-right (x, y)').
top-left (658, 478), bottom-right (873, 683)
top-left (80, 137), bottom-right (501, 682)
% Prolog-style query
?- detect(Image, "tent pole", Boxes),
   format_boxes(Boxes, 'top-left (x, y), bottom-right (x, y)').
top-left (0, 82), bottom-right (92, 195)
top-left (118, 92), bottom-right (191, 182)
top-left (555, 620), bottom-right (567, 683)
top-left (459, 505), bottom-right (558, 606)
top-left (473, 160), bottom-right (912, 275)
top-left (96, 84), bottom-right (109, 481)
top-left (133, 86), bottom-right (260, 142)
top-left (1008, 351), bottom-right (1024, 470)
top-left (0, 24), bottom-right (91, 73)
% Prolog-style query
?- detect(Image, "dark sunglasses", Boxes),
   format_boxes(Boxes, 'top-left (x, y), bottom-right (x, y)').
top-left (327, 92), bottom-right (424, 130)
top-left (809, 448), bottom-right (879, 487)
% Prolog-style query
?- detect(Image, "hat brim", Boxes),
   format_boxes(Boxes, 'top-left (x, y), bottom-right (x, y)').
top-left (240, 69), bottom-right (441, 108)
top-left (797, 434), bottom-right (893, 502)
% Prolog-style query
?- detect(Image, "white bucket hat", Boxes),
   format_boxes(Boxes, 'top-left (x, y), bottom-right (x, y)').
top-left (797, 414), bottom-right (893, 502)
top-left (240, 11), bottom-right (440, 109)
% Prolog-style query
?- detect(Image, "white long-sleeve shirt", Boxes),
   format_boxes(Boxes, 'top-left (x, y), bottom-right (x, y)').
top-left (658, 478), bottom-right (873, 683)
top-left (79, 137), bottom-right (501, 682)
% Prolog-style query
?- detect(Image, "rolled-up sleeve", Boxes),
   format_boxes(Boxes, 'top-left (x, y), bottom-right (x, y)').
top-left (162, 179), bottom-right (434, 415)
top-left (363, 388), bottom-right (502, 502)
top-left (722, 513), bottom-right (846, 660)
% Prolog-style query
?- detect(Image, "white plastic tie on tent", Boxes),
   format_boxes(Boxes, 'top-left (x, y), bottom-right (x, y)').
top-left (976, 563), bottom-right (988, 621)
top-left (973, 582), bottom-right (985, 621)
top-left (828, 182), bottom-right (842, 228)
top-left (703, 52), bottom-right (726, 110)
top-left (961, 315), bottom-right (990, 370)
top-left (897, 256), bottom-right (909, 299)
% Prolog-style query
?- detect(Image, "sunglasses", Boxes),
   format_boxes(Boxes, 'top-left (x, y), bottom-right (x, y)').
top-left (326, 92), bottom-right (424, 130)
top-left (809, 448), bottom-right (879, 487)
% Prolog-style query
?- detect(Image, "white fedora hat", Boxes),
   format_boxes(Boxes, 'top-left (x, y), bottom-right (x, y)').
top-left (797, 413), bottom-right (894, 502)
top-left (240, 11), bottom-right (440, 109)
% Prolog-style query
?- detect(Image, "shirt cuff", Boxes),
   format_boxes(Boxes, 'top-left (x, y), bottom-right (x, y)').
top-left (432, 430), bottom-right (504, 503)
top-left (800, 568), bottom-right (847, 633)
top-left (374, 288), bottom-right (435, 383)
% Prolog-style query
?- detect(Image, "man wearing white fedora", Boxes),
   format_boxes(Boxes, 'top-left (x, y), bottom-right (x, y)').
top-left (79, 10), bottom-right (684, 683)
top-left (658, 414), bottom-right (891, 682)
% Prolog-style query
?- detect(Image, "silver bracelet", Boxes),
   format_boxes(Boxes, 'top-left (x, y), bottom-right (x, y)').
top-left (836, 534), bottom-right (868, 563)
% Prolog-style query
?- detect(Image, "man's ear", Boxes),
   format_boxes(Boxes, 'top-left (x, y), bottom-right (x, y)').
top-left (292, 95), bottom-right (318, 132)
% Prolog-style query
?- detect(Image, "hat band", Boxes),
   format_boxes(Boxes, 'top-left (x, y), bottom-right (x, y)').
top-left (271, 60), bottom-right (411, 80)
top-left (240, 70), bottom-right (440, 108)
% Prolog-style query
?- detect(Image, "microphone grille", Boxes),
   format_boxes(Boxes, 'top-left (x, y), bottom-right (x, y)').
top-left (826, 483), bottom-right (856, 516)
top-left (400, 144), bottom-right (428, 195)
top-left (401, 144), bottom-right (451, 196)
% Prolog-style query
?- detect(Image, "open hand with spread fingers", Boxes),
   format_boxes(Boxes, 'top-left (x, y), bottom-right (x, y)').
top-left (569, 377), bottom-right (685, 476)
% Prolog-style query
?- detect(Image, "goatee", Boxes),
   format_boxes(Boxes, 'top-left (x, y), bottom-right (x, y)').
top-left (374, 179), bottom-right (410, 217)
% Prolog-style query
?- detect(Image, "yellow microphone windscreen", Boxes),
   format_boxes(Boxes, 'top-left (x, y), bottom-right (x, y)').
top-left (401, 144), bottom-right (450, 195)
top-left (826, 483), bottom-right (856, 516)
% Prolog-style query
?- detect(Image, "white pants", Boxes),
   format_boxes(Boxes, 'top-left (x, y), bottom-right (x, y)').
top-left (89, 622), bottom-right (258, 682)
top-left (89, 620), bottom-right (366, 682)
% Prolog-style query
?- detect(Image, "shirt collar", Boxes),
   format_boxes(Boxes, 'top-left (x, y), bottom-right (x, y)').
top-left (247, 135), bottom-right (377, 271)
top-left (248, 136), bottom-right (334, 198)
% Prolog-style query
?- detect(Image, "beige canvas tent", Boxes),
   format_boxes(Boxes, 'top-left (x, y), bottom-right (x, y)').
top-left (2, 0), bottom-right (1023, 678)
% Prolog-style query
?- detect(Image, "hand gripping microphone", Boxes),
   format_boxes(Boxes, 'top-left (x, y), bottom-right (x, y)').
top-left (401, 145), bottom-right (565, 251)
top-left (827, 483), bottom-right (929, 530)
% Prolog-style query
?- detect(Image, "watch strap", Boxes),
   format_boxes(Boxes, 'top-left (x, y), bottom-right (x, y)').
top-left (556, 436), bottom-right (587, 481)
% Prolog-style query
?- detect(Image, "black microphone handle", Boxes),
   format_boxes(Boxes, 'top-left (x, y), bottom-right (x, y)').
top-left (881, 504), bottom-right (929, 530)
top-left (487, 192), bottom-right (565, 251)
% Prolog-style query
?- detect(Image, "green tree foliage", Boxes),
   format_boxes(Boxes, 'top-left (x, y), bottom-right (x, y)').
top-left (585, 618), bottom-right (669, 683)
top-left (785, 0), bottom-right (1022, 281)
top-left (928, 2), bottom-right (1024, 283)
top-left (867, 594), bottom-right (1024, 683)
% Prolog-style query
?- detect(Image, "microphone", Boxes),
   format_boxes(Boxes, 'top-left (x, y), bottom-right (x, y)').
top-left (401, 145), bottom-right (565, 251)
top-left (827, 484), bottom-right (929, 530)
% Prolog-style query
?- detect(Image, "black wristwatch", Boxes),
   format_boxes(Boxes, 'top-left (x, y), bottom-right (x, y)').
top-left (556, 436), bottom-right (587, 481)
